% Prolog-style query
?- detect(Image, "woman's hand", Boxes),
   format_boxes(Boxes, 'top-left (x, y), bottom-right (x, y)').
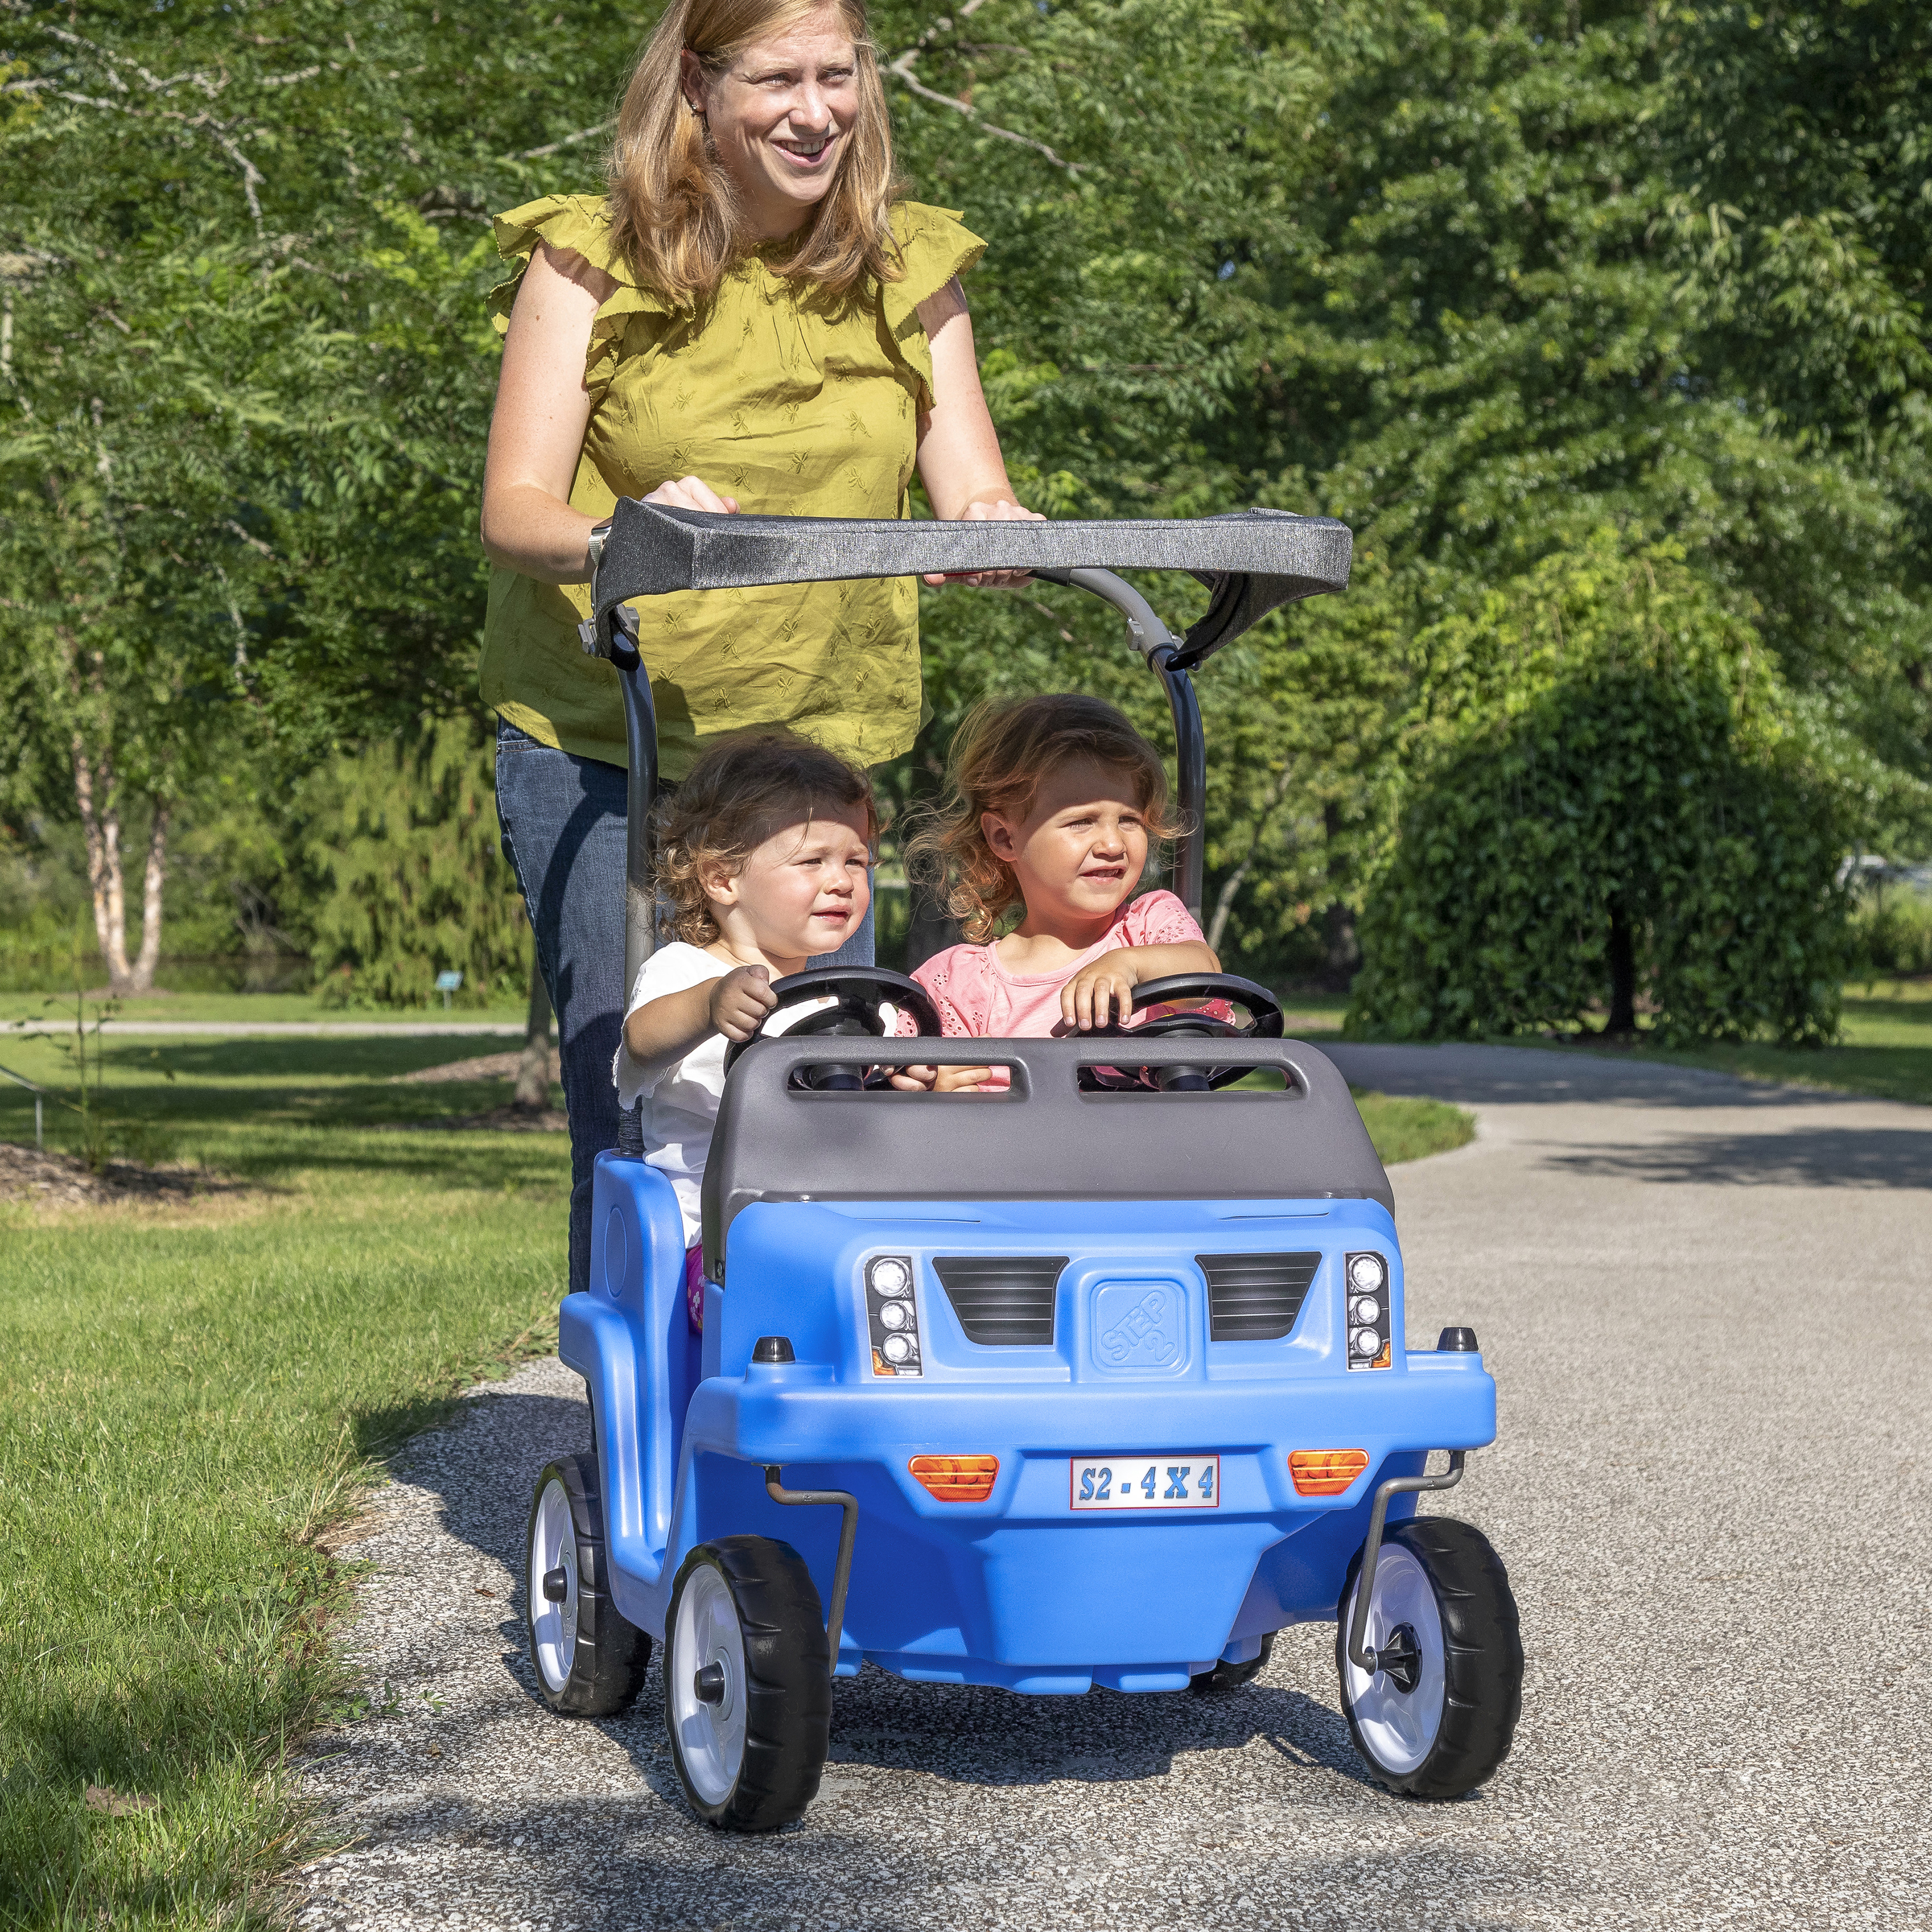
top-left (926, 495), bottom-right (1045, 589)
top-left (647, 475), bottom-right (741, 516)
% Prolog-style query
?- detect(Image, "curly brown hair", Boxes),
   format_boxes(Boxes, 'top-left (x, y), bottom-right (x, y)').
top-left (655, 731), bottom-right (878, 946)
top-left (903, 695), bottom-right (1181, 943)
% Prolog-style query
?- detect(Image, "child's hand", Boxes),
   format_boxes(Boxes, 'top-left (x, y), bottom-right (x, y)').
top-left (1061, 956), bottom-right (1142, 1032)
top-left (889, 1063), bottom-right (995, 1093)
top-left (709, 964), bottom-right (777, 1043)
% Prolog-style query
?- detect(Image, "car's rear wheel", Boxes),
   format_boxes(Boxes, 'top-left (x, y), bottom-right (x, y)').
top-left (1190, 1632), bottom-right (1275, 1692)
top-left (665, 1536), bottom-right (830, 1832)
top-left (1336, 1515), bottom-right (1521, 1798)
top-left (525, 1454), bottom-right (651, 1716)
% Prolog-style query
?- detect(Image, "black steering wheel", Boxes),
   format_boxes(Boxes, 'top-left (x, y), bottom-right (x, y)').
top-left (1079, 972), bottom-right (1285, 1092)
top-left (721, 967), bottom-right (943, 1091)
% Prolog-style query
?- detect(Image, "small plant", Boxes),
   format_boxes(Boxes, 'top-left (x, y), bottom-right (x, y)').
top-left (33, 940), bottom-right (173, 1171)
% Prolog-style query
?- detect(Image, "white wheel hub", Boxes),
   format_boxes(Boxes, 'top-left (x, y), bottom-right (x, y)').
top-left (670, 1563), bottom-right (747, 1806)
top-left (1341, 1543), bottom-right (1447, 1774)
top-left (529, 1477), bottom-right (580, 1693)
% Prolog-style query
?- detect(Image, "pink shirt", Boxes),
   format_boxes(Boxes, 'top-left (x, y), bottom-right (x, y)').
top-left (907, 889), bottom-right (1203, 1040)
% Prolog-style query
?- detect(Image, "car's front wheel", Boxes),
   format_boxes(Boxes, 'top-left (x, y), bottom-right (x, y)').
top-left (665, 1536), bottom-right (830, 1832)
top-left (1336, 1515), bottom-right (1521, 1797)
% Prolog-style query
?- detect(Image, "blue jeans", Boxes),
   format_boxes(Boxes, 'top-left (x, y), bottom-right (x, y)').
top-left (493, 718), bottom-right (875, 1294)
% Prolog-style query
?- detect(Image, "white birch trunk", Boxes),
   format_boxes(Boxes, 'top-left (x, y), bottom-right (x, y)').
top-left (129, 800), bottom-right (170, 994)
top-left (71, 736), bottom-right (133, 992)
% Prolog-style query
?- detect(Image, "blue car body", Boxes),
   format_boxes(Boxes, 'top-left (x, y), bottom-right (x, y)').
top-left (562, 1073), bottom-right (1496, 1695)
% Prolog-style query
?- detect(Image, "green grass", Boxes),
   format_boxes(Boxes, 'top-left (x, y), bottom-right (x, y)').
top-left (1525, 977), bottom-right (1932, 1108)
top-left (1351, 1090), bottom-right (1477, 1163)
top-left (0, 1028), bottom-right (1465, 1927)
top-left (0, 1037), bottom-right (567, 1928)
top-left (0, 990), bottom-right (527, 1029)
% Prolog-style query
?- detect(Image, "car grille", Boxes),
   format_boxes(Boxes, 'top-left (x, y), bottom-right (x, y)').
top-left (933, 1256), bottom-right (1067, 1347)
top-left (1198, 1252), bottom-right (1321, 1341)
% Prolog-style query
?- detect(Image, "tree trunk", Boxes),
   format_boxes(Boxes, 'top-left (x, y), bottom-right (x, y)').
top-left (127, 800), bottom-right (169, 994)
top-left (1606, 898), bottom-right (1637, 1034)
top-left (1320, 800), bottom-right (1360, 992)
top-left (71, 736), bottom-right (133, 994)
top-left (512, 960), bottom-right (554, 1111)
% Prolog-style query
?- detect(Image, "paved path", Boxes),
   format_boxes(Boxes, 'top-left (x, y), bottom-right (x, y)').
top-left (294, 1046), bottom-right (1930, 1932)
top-left (6, 1020), bottom-right (526, 1038)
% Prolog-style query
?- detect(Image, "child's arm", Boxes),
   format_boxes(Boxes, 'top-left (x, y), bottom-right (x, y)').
top-left (1061, 940), bottom-right (1220, 1032)
top-left (889, 1061), bottom-right (994, 1092)
top-left (622, 964), bottom-right (776, 1090)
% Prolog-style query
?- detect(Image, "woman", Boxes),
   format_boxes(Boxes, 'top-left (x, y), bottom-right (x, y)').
top-left (480, 0), bottom-right (1038, 1293)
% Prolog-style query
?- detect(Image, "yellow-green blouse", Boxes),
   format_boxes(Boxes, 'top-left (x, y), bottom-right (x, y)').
top-left (481, 195), bottom-right (985, 779)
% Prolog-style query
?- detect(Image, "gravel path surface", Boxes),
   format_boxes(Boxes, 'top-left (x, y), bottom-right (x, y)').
top-left (294, 1045), bottom-right (1930, 1932)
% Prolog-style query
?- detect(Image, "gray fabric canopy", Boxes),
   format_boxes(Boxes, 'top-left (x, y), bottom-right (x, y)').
top-left (591, 502), bottom-right (1352, 668)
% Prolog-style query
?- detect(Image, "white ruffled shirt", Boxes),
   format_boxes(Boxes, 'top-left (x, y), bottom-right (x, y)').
top-left (612, 944), bottom-right (849, 1249)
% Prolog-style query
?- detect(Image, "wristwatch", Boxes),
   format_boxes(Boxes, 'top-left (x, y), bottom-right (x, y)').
top-left (586, 518), bottom-right (613, 577)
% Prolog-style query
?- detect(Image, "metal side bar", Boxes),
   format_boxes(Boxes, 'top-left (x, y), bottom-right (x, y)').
top-left (581, 595), bottom-right (658, 1156)
top-left (1033, 567), bottom-right (1207, 924)
top-left (763, 1466), bottom-right (859, 1666)
top-left (1346, 1451), bottom-right (1468, 1676)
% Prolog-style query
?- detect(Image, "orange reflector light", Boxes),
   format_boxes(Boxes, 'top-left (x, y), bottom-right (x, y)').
top-left (1288, 1449), bottom-right (1371, 1497)
top-left (909, 1454), bottom-right (999, 1503)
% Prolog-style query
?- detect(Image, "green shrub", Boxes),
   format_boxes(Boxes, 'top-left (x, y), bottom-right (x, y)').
top-left (1350, 540), bottom-right (1851, 1046)
top-left (306, 715), bottom-right (528, 1008)
top-left (1849, 888), bottom-right (1932, 979)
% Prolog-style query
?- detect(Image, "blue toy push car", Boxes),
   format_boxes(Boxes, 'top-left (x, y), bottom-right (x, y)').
top-left (523, 505), bottom-right (1524, 1830)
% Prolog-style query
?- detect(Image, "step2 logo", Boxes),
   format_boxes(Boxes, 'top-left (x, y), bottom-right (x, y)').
top-left (1094, 1282), bottom-right (1182, 1370)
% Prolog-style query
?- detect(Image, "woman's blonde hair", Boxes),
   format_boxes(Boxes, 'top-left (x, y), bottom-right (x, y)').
top-left (905, 696), bottom-right (1182, 943)
top-left (655, 730), bottom-right (878, 946)
top-left (606, 0), bottom-right (904, 307)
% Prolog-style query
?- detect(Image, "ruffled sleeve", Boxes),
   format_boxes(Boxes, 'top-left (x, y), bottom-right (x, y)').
top-left (878, 202), bottom-right (988, 408)
top-left (1120, 890), bottom-right (1205, 949)
top-left (489, 193), bottom-right (672, 403)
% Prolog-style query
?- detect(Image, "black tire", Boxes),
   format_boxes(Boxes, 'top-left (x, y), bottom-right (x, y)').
top-left (524, 1454), bottom-right (651, 1717)
top-left (664, 1536), bottom-right (831, 1832)
top-left (1335, 1515), bottom-right (1521, 1798)
top-left (1190, 1631), bottom-right (1276, 1692)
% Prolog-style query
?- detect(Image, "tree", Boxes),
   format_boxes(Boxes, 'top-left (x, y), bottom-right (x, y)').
top-left (1348, 535), bottom-right (1851, 1042)
top-left (303, 715), bottom-right (528, 1007)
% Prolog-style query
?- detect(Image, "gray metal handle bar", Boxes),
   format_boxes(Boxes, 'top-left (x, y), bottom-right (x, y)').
top-left (587, 501), bottom-right (1352, 670)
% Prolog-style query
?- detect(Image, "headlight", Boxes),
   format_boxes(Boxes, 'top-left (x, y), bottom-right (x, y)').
top-left (1345, 1251), bottom-right (1393, 1371)
top-left (866, 1255), bottom-right (920, 1377)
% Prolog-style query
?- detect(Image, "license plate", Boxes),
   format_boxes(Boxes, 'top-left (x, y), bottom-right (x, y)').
top-left (1069, 1456), bottom-right (1220, 1511)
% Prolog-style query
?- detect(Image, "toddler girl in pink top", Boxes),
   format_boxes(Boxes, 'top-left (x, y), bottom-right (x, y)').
top-left (893, 694), bottom-right (1220, 1090)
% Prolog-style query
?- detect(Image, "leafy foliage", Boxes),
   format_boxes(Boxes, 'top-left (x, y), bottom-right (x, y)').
top-left (305, 715), bottom-right (527, 1007)
top-left (2, 0), bottom-right (1926, 1017)
top-left (1350, 539), bottom-right (1850, 1042)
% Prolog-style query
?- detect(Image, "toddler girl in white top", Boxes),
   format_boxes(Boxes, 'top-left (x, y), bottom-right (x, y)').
top-left (614, 730), bottom-right (875, 1329)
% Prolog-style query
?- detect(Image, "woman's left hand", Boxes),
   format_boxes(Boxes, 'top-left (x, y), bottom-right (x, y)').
top-left (927, 496), bottom-right (1046, 590)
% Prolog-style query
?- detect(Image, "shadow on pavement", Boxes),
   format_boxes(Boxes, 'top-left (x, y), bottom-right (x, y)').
top-left (1323, 1042), bottom-right (1870, 1112)
top-left (392, 1381), bottom-right (1391, 1812)
top-left (1544, 1124), bottom-right (1932, 1191)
